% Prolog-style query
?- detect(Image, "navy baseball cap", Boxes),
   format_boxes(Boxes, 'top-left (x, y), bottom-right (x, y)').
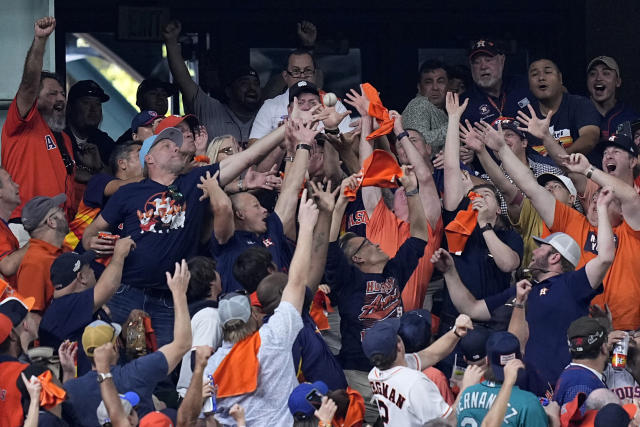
top-left (50, 251), bottom-right (96, 290)
top-left (594, 403), bottom-right (631, 427)
top-left (288, 380), bottom-right (329, 418)
top-left (469, 39), bottom-right (502, 60)
top-left (399, 309), bottom-right (432, 353)
top-left (486, 331), bottom-right (521, 382)
top-left (0, 296), bottom-right (33, 327)
top-left (493, 117), bottom-right (526, 139)
top-left (604, 133), bottom-right (636, 156)
top-left (136, 79), bottom-right (177, 105)
top-left (131, 110), bottom-right (159, 133)
top-left (68, 80), bottom-right (110, 103)
top-left (362, 317), bottom-right (401, 360)
top-left (289, 80), bottom-right (320, 103)
top-left (460, 326), bottom-right (491, 362)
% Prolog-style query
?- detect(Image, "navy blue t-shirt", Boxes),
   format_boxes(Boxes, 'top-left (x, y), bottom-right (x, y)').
top-left (525, 93), bottom-right (600, 164)
top-left (210, 212), bottom-right (293, 293)
top-left (589, 101), bottom-right (640, 166)
top-left (64, 351), bottom-right (169, 427)
top-left (101, 164), bottom-right (219, 289)
top-left (325, 236), bottom-right (427, 371)
top-left (83, 173), bottom-right (116, 209)
top-left (461, 75), bottom-right (533, 125)
top-left (39, 289), bottom-right (95, 375)
top-left (343, 189), bottom-right (368, 237)
top-left (553, 364), bottom-right (606, 407)
top-left (485, 267), bottom-right (602, 397)
top-left (441, 197), bottom-right (523, 322)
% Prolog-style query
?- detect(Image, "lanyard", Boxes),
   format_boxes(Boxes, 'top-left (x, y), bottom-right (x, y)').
top-left (487, 92), bottom-right (506, 116)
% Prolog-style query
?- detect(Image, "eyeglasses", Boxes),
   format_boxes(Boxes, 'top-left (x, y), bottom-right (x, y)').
top-left (167, 185), bottom-right (184, 203)
top-left (286, 68), bottom-right (315, 78)
top-left (219, 147), bottom-right (235, 156)
top-left (544, 183), bottom-right (565, 192)
top-left (352, 238), bottom-right (372, 258)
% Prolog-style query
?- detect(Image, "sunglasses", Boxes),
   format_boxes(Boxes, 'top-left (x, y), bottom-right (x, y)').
top-left (167, 185), bottom-right (184, 203)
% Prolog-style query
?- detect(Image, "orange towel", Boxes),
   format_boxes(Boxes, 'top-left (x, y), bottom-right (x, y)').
top-left (213, 332), bottom-right (261, 398)
top-left (361, 83), bottom-right (395, 140)
top-left (344, 150), bottom-right (403, 201)
top-left (37, 370), bottom-right (66, 410)
top-left (332, 387), bottom-right (365, 427)
top-left (310, 290), bottom-right (332, 331)
top-left (444, 192), bottom-right (480, 255)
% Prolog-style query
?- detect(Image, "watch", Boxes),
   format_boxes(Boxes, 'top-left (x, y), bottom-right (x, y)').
top-left (295, 143), bottom-right (312, 151)
top-left (396, 130), bottom-right (409, 141)
top-left (324, 127), bottom-right (340, 136)
top-left (97, 372), bottom-right (113, 383)
top-left (479, 223), bottom-right (493, 232)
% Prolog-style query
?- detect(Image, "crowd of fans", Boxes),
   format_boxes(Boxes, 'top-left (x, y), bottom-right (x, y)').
top-left (4, 13), bottom-right (640, 427)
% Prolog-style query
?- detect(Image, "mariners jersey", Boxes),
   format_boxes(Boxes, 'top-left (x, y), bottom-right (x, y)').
top-left (368, 353), bottom-right (453, 426)
top-left (456, 381), bottom-right (548, 427)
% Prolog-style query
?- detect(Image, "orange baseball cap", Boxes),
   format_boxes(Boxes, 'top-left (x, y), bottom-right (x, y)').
top-left (140, 411), bottom-right (174, 427)
top-left (154, 115), bottom-right (197, 135)
top-left (0, 313), bottom-right (12, 342)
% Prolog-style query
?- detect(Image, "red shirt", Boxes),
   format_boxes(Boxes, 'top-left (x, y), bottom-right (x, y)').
top-left (0, 220), bottom-right (19, 287)
top-left (1, 98), bottom-right (77, 220)
top-left (0, 358), bottom-right (28, 427)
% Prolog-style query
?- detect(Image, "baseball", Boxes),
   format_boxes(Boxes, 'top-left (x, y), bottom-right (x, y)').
top-left (323, 92), bottom-right (338, 107)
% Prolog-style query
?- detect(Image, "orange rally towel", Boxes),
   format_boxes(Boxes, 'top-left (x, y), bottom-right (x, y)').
top-left (143, 316), bottom-right (158, 353)
top-left (213, 332), bottom-right (261, 398)
top-left (310, 290), bottom-right (332, 331)
top-left (344, 150), bottom-right (403, 201)
top-left (444, 192), bottom-right (480, 255)
top-left (37, 370), bottom-right (66, 410)
top-left (361, 83), bottom-right (395, 140)
top-left (332, 387), bottom-right (365, 427)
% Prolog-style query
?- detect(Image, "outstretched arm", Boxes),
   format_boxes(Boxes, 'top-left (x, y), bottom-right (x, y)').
top-left (93, 237), bottom-right (136, 310)
top-left (329, 174), bottom-right (360, 242)
top-left (417, 314), bottom-right (472, 368)
top-left (177, 346), bottom-right (213, 427)
top-left (481, 359), bottom-right (524, 427)
top-left (584, 187), bottom-right (615, 288)
top-left (508, 280), bottom-right (532, 355)
top-left (307, 181), bottom-right (339, 291)
top-left (162, 20), bottom-right (198, 111)
top-left (159, 261), bottom-right (192, 374)
top-left (16, 17), bottom-right (57, 118)
top-left (443, 92), bottom-right (470, 211)
top-left (197, 170), bottom-right (235, 245)
top-left (398, 165), bottom-right (428, 241)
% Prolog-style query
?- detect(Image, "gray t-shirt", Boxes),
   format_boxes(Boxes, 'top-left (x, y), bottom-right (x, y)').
top-left (191, 87), bottom-right (254, 143)
top-left (203, 300), bottom-right (303, 427)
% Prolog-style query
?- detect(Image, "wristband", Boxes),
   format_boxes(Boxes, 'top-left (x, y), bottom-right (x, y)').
top-left (324, 127), bottom-right (340, 136)
top-left (296, 143), bottom-right (312, 151)
top-left (238, 178), bottom-right (244, 192)
top-left (586, 166), bottom-right (595, 179)
top-left (453, 328), bottom-right (463, 338)
top-left (514, 303), bottom-right (525, 309)
top-left (318, 422), bottom-right (331, 427)
top-left (284, 155), bottom-right (295, 162)
top-left (405, 188), bottom-right (419, 197)
top-left (396, 130), bottom-right (409, 141)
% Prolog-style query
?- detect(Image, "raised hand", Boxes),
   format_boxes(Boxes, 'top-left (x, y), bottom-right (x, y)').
top-left (344, 85), bottom-right (370, 117)
top-left (430, 248), bottom-right (455, 273)
top-left (290, 97), bottom-right (323, 122)
top-left (166, 259), bottom-right (190, 295)
top-left (194, 125), bottom-right (209, 155)
top-left (503, 358), bottom-right (524, 385)
top-left (515, 279), bottom-right (532, 304)
top-left (432, 150), bottom-right (444, 170)
top-left (389, 110), bottom-right (404, 135)
top-left (453, 314), bottom-right (473, 338)
top-left (461, 365), bottom-right (485, 391)
top-left (21, 373), bottom-right (42, 402)
top-left (197, 170), bottom-right (222, 201)
top-left (162, 20), bottom-right (182, 43)
top-left (398, 165), bottom-right (418, 193)
top-left (58, 340), bottom-right (78, 377)
top-left (245, 165), bottom-right (282, 191)
top-left (297, 21), bottom-right (317, 47)
top-left (459, 120), bottom-right (485, 153)
top-left (596, 186), bottom-right (616, 208)
top-left (315, 106), bottom-right (351, 130)
top-left (298, 189), bottom-right (320, 229)
top-left (35, 17), bottom-right (56, 39)
top-left (445, 91), bottom-right (469, 119)
top-left (471, 195), bottom-right (495, 227)
top-left (338, 173), bottom-right (362, 202)
top-left (476, 121), bottom-right (506, 151)
top-left (93, 342), bottom-right (118, 372)
top-left (291, 119), bottom-right (321, 144)
top-left (517, 104), bottom-right (553, 140)
top-left (309, 180), bottom-right (339, 212)
top-left (560, 153), bottom-right (592, 175)
top-left (314, 396), bottom-right (338, 424)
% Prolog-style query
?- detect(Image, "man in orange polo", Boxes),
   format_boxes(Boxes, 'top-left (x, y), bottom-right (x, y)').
top-left (16, 194), bottom-right (69, 313)
top-left (1, 16), bottom-right (77, 246)
top-left (0, 168), bottom-right (26, 287)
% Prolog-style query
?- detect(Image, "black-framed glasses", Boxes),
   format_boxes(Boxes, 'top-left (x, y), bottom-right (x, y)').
top-left (167, 185), bottom-right (184, 203)
top-left (352, 238), bottom-right (371, 258)
top-left (286, 68), bottom-right (315, 78)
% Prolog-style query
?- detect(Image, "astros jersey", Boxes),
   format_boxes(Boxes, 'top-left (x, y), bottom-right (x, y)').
top-left (368, 353), bottom-right (453, 426)
top-left (457, 381), bottom-right (548, 427)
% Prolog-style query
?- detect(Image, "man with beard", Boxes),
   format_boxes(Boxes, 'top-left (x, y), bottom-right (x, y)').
top-left (1, 16), bottom-right (77, 237)
top-left (163, 20), bottom-right (261, 144)
top-left (65, 80), bottom-right (115, 175)
top-left (16, 194), bottom-right (70, 315)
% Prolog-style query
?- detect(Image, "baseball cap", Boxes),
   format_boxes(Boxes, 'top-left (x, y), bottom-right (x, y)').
top-left (460, 326), bottom-right (491, 362)
top-left (486, 331), bottom-right (521, 382)
top-left (594, 403), bottom-right (630, 427)
top-left (96, 392), bottom-right (139, 425)
top-left (50, 251), bottom-right (96, 290)
top-left (288, 380), bottom-right (329, 418)
top-left (139, 127), bottom-right (184, 167)
top-left (68, 80), bottom-right (110, 103)
top-left (469, 39), bottom-right (502, 60)
top-left (21, 194), bottom-right (66, 232)
top-left (604, 133), bottom-right (636, 156)
top-left (136, 79), bottom-right (177, 106)
top-left (532, 232), bottom-right (580, 268)
top-left (82, 320), bottom-right (122, 357)
top-left (537, 173), bottom-right (577, 197)
top-left (567, 316), bottom-right (607, 356)
top-left (399, 309), bottom-right (432, 353)
top-left (218, 292), bottom-right (252, 326)
top-left (362, 317), bottom-right (401, 360)
top-left (493, 117), bottom-right (526, 139)
top-left (131, 110), bottom-right (159, 133)
top-left (289, 80), bottom-right (320, 103)
top-left (0, 313), bottom-right (12, 342)
top-left (154, 114), bottom-right (198, 135)
top-left (0, 296), bottom-right (34, 326)
top-left (140, 411), bottom-right (174, 427)
top-left (586, 56), bottom-right (620, 77)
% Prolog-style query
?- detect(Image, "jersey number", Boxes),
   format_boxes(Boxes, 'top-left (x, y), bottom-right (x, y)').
top-left (460, 417), bottom-right (478, 427)
top-left (377, 401), bottom-right (389, 424)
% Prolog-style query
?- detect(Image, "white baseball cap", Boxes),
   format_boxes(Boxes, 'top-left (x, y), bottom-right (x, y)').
top-left (532, 232), bottom-right (580, 268)
top-left (537, 173), bottom-right (577, 197)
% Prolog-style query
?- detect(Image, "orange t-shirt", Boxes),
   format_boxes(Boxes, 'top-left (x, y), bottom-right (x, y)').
top-left (580, 177), bottom-right (640, 214)
top-left (16, 238), bottom-right (62, 312)
top-left (366, 198), bottom-right (443, 311)
top-left (551, 200), bottom-right (640, 330)
top-left (1, 98), bottom-right (77, 220)
top-left (0, 220), bottom-right (19, 287)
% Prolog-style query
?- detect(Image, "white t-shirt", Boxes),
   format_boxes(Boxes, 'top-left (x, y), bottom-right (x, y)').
top-left (249, 88), bottom-right (353, 140)
top-left (368, 353), bottom-right (453, 426)
top-left (177, 307), bottom-right (222, 397)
